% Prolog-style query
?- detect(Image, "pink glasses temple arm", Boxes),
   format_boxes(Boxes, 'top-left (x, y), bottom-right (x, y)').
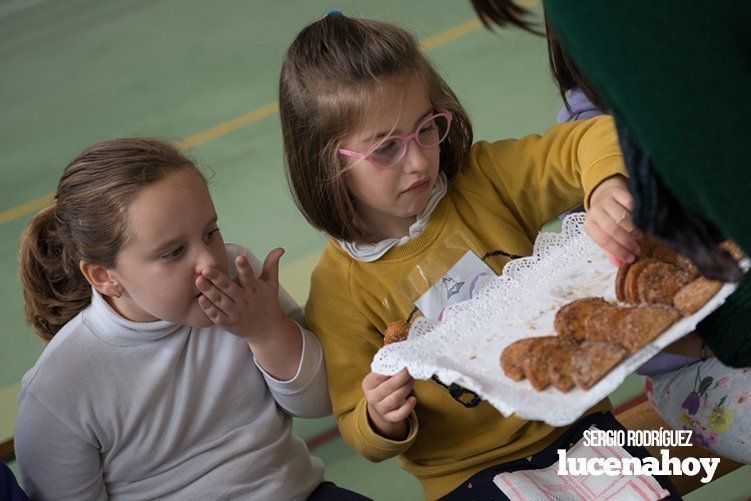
top-left (338, 148), bottom-right (365, 159)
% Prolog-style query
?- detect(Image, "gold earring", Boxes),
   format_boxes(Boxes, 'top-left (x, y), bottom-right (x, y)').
top-left (111, 289), bottom-right (122, 299)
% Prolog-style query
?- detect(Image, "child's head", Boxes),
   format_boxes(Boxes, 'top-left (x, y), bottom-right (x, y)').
top-left (19, 138), bottom-right (228, 341)
top-left (279, 13), bottom-right (473, 243)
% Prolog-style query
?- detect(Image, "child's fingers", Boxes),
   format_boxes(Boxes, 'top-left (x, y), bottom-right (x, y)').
top-left (585, 218), bottom-right (636, 264)
top-left (590, 202), bottom-right (640, 255)
top-left (201, 267), bottom-right (243, 299)
top-left (363, 369), bottom-right (411, 400)
top-left (384, 396), bottom-right (417, 423)
top-left (601, 197), bottom-right (638, 238)
top-left (587, 206), bottom-right (640, 256)
top-left (377, 368), bottom-right (412, 391)
top-left (605, 251), bottom-right (622, 267)
top-left (378, 382), bottom-right (415, 411)
top-left (372, 371), bottom-right (413, 402)
top-left (610, 185), bottom-right (635, 211)
top-left (235, 255), bottom-right (257, 289)
top-left (259, 248), bottom-right (285, 288)
top-left (600, 218), bottom-right (640, 257)
top-left (198, 295), bottom-right (229, 325)
top-left (196, 276), bottom-right (235, 312)
top-left (362, 371), bottom-right (391, 392)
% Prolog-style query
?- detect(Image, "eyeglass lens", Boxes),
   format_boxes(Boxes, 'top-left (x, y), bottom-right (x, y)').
top-left (370, 114), bottom-right (450, 167)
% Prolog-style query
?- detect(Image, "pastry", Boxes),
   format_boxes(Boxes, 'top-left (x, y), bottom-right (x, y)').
top-left (571, 342), bottom-right (627, 390)
top-left (720, 240), bottom-right (745, 261)
top-left (638, 236), bottom-right (659, 257)
top-left (554, 297), bottom-right (611, 342)
top-left (522, 337), bottom-right (573, 391)
top-left (615, 263), bottom-right (630, 302)
top-left (623, 258), bottom-right (660, 304)
top-left (501, 338), bottom-right (539, 381)
top-left (617, 304), bottom-right (680, 353)
top-left (673, 278), bottom-right (723, 316)
top-left (652, 243), bottom-right (699, 279)
top-left (584, 305), bottom-right (631, 343)
top-left (548, 344), bottom-right (578, 392)
top-left (383, 320), bottom-right (410, 345)
top-left (636, 261), bottom-right (690, 305)
top-left (505, 231), bottom-right (730, 393)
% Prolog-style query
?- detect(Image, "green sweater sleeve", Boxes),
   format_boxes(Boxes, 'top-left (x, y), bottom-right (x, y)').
top-left (543, 1), bottom-right (751, 366)
top-left (696, 279), bottom-right (751, 368)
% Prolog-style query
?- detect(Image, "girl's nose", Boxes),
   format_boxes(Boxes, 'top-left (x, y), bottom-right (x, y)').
top-left (195, 248), bottom-right (221, 274)
top-left (402, 140), bottom-right (430, 174)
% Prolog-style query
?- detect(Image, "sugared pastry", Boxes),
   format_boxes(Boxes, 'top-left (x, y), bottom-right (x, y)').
top-left (623, 258), bottom-right (660, 304)
top-left (617, 304), bottom-right (680, 353)
top-left (636, 261), bottom-right (690, 305)
top-left (554, 297), bottom-right (611, 342)
top-left (673, 278), bottom-right (723, 316)
top-left (571, 341), bottom-right (627, 390)
top-left (720, 240), bottom-right (745, 261)
top-left (652, 243), bottom-right (699, 279)
top-left (501, 338), bottom-right (540, 381)
top-left (638, 236), bottom-right (659, 257)
top-left (615, 263), bottom-right (630, 302)
top-left (548, 344), bottom-right (578, 392)
top-left (522, 337), bottom-right (574, 391)
top-left (584, 305), bottom-right (631, 343)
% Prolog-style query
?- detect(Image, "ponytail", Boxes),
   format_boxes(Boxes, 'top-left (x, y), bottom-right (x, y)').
top-left (18, 204), bottom-right (91, 341)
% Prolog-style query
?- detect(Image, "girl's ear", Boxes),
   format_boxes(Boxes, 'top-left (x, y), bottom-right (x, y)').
top-left (79, 261), bottom-right (123, 298)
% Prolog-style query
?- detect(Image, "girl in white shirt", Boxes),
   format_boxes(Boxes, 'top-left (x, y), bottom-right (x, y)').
top-left (15, 138), bottom-right (365, 500)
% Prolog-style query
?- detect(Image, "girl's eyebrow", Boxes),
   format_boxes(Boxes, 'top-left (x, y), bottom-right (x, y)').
top-left (365, 108), bottom-right (434, 142)
top-left (150, 214), bottom-right (218, 253)
top-left (151, 237), bottom-right (182, 254)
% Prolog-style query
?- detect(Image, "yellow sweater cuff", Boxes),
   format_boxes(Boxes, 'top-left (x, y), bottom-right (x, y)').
top-left (354, 397), bottom-right (419, 462)
top-left (582, 154), bottom-right (628, 210)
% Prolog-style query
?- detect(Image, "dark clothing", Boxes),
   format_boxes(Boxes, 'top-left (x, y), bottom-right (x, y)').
top-left (1, 462), bottom-right (29, 501)
top-left (308, 481), bottom-right (372, 500)
top-left (543, 0), bottom-right (751, 367)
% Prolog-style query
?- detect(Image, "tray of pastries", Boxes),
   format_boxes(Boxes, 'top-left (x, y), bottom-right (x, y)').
top-left (372, 214), bottom-right (747, 425)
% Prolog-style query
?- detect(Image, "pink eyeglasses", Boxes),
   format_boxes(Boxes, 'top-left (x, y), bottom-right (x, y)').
top-left (338, 108), bottom-right (453, 168)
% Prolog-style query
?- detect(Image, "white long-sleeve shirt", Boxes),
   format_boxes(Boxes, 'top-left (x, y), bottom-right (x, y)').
top-left (15, 244), bottom-right (331, 500)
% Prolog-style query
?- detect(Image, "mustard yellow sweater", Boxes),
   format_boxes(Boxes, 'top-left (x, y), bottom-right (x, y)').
top-left (307, 116), bottom-right (626, 499)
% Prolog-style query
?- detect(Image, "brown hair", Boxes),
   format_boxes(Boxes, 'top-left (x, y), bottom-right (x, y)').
top-left (18, 138), bottom-right (200, 341)
top-left (279, 13), bottom-right (473, 243)
top-left (469, 1), bottom-right (605, 111)
top-left (543, 13), bottom-right (605, 112)
top-left (469, 0), bottom-right (543, 35)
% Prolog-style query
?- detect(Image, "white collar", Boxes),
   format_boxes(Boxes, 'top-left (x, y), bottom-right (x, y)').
top-left (337, 172), bottom-right (448, 262)
top-left (84, 288), bottom-right (181, 346)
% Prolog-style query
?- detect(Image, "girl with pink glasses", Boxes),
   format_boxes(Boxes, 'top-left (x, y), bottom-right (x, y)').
top-left (279, 13), bottom-right (677, 500)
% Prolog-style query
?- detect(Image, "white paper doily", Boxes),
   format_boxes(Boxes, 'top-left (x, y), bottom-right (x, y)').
top-left (371, 213), bottom-right (747, 426)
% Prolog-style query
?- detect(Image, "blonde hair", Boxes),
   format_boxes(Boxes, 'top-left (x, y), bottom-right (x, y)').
top-left (279, 14), bottom-right (473, 243)
top-left (18, 138), bottom-right (202, 341)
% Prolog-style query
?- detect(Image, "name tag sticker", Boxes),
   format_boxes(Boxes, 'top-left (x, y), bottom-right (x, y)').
top-left (414, 250), bottom-right (494, 321)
